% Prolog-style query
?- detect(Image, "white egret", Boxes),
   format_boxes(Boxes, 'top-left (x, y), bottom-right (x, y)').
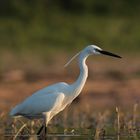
top-left (10, 45), bottom-right (121, 137)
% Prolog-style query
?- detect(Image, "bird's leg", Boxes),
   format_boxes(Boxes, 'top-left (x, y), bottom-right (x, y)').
top-left (45, 126), bottom-right (47, 135)
top-left (38, 113), bottom-right (50, 140)
top-left (37, 116), bottom-right (47, 140)
top-left (37, 125), bottom-right (44, 136)
top-left (44, 115), bottom-right (48, 139)
top-left (37, 122), bottom-right (47, 140)
top-left (43, 126), bottom-right (47, 140)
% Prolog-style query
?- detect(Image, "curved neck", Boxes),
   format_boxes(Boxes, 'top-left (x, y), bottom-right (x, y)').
top-left (71, 51), bottom-right (89, 97)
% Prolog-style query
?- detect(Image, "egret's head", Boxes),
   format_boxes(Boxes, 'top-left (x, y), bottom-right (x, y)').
top-left (85, 45), bottom-right (122, 58)
top-left (84, 45), bottom-right (102, 55)
top-left (64, 44), bottom-right (121, 67)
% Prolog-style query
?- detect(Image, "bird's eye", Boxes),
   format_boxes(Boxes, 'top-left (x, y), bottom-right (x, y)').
top-left (94, 48), bottom-right (99, 52)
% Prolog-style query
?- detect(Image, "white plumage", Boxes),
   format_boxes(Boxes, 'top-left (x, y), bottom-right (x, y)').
top-left (10, 83), bottom-right (68, 119)
top-left (10, 45), bottom-right (121, 133)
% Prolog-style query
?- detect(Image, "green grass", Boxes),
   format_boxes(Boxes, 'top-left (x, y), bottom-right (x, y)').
top-left (0, 12), bottom-right (140, 73)
top-left (0, 12), bottom-right (140, 53)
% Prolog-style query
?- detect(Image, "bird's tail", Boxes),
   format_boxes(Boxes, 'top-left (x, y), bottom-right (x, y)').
top-left (10, 105), bottom-right (19, 116)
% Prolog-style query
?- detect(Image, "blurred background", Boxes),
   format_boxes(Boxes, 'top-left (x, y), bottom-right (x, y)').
top-left (0, 0), bottom-right (140, 113)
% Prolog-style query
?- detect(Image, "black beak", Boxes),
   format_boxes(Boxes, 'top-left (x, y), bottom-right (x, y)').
top-left (98, 50), bottom-right (122, 58)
